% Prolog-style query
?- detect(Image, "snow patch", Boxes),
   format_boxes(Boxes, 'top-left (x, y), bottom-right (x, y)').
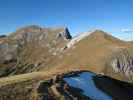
top-left (66, 30), bottom-right (95, 48)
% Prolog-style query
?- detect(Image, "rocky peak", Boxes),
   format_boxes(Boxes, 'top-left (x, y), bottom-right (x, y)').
top-left (89, 30), bottom-right (123, 44)
top-left (66, 29), bottom-right (108, 48)
top-left (89, 30), bottom-right (111, 39)
top-left (62, 27), bottom-right (72, 39)
top-left (10, 25), bottom-right (72, 42)
top-left (53, 27), bottom-right (72, 40)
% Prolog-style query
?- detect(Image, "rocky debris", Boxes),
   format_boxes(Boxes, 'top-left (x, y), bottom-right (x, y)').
top-left (107, 48), bottom-right (133, 77)
top-left (36, 72), bottom-right (90, 100)
top-left (0, 71), bottom-right (133, 100)
top-left (0, 71), bottom-right (90, 100)
top-left (0, 78), bottom-right (38, 100)
top-left (36, 70), bottom-right (133, 100)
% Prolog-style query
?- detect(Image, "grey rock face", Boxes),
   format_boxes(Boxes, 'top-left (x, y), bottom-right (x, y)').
top-left (0, 43), bottom-right (18, 63)
top-left (108, 49), bottom-right (133, 77)
top-left (12, 26), bottom-right (72, 42)
top-left (56, 28), bottom-right (72, 40)
top-left (0, 25), bottom-right (72, 77)
top-left (62, 28), bottom-right (72, 39)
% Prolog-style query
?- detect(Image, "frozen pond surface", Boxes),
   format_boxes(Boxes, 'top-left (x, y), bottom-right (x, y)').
top-left (64, 72), bottom-right (112, 100)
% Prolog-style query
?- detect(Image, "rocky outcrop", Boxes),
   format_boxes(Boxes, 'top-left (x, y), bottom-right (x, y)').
top-left (0, 25), bottom-right (72, 77)
top-left (55, 27), bottom-right (72, 40)
top-left (11, 25), bottom-right (72, 42)
top-left (107, 49), bottom-right (133, 77)
top-left (61, 28), bottom-right (72, 39)
top-left (0, 43), bottom-right (18, 64)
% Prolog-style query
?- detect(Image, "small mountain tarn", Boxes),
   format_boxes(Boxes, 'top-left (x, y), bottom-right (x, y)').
top-left (34, 71), bottom-right (133, 100)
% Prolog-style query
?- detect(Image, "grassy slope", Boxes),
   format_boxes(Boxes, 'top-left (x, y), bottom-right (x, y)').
top-left (0, 65), bottom-right (87, 100)
top-left (50, 30), bottom-right (133, 82)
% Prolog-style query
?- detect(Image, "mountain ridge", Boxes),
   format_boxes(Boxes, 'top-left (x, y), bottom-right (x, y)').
top-left (0, 25), bottom-right (133, 99)
top-left (0, 25), bottom-right (132, 83)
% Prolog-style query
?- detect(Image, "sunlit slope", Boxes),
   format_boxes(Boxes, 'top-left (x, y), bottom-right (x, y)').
top-left (53, 30), bottom-right (133, 82)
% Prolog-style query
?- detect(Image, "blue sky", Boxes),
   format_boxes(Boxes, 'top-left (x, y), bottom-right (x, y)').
top-left (0, 0), bottom-right (133, 40)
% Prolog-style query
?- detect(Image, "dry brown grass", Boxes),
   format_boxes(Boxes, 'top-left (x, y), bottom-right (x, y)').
top-left (48, 30), bottom-right (133, 82)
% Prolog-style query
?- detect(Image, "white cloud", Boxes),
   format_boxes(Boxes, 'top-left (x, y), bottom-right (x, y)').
top-left (121, 28), bottom-right (133, 33)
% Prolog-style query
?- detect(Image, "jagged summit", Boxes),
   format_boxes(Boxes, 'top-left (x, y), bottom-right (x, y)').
top-left (63, 27), bottom-right (72, 39)
top-left (0, 25), bottom-right (73, 76)
top-left (49, 27), bottom-right (72, 39)
top-left (10, 25), bottom-right (72, 41)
